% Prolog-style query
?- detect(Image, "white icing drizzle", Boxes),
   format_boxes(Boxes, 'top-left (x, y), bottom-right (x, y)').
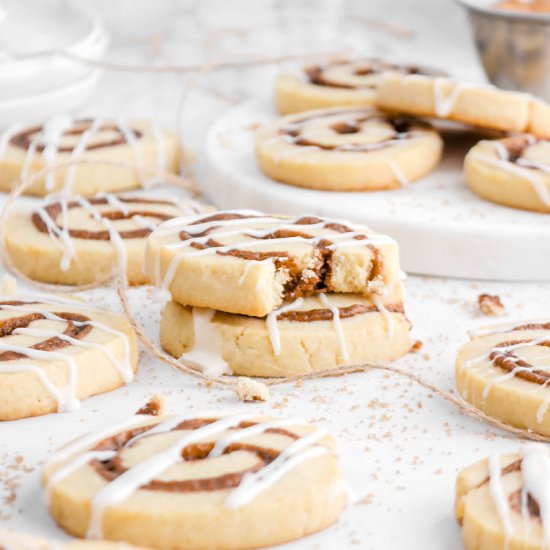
top-left (63, 116), bottom-right (105, 193)
top-left (471, 151), bottom-right (550, 206)
top-left (45, 415), bottom-right (148, 469)
top-left (521, 443), bottom-right (550, 545)
top-left (86, 413), bottom-right (255, 539)
top-left (44, 449), bottom-right (116, 504)
top-left (372, 295), bottom-right (394, 337)
top-left (36, 202), bottom-right (76, 271)
top-left (266, 298), bottom-right (304, 356)
top-left (488, 453), bottom-right (513, 547)
top-left (208, 418), bottom-right (303, 458)
top-left (40, 115), bottom-right (74, 191)
top-left (101, 217), bottom-right (128, 282)
top-left (386, 157), bottom-right (409, 186)
top-left (433, 78), bottom-right (463, 117)
top-left (115, 117), bottom-right (145, 185)
top-left (12, 327), bottom-right (134, 383)
top-left (318, 294), bottom-right (349, 361)
top-left (225, 428), bottom-right (329, 508)
top-left (180, 308), bottom-right (230, 377)
top-left (0, 342), bottom-right (79, 412)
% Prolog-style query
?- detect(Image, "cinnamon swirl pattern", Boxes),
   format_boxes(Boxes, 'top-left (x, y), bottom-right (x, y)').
top-left (456, 319), bottom-right (550, 435)
top-left (456, 443), bottom-right (550, 550)
top-left (43, 412), bottom-right (347, 550)
top-left (465, 136), bottom-right (550, 213)
top-left (0, 116), bottom-right (179, 196)
top-left (145, 209), bottom-right (403, 317)
top-left (0, 294), bottom-right (138, 420)
top-left (275, 58), bottom-right (440, 114)
top-left (0, 529), bottom-right (149, 549)
top-left (375, 73), bottom-right (550, 136)
top-left (255, 107), bottom-right (443, 191)
top-left (4, 193), bottom-right (212, 285)
top-left (160, 293), bottom-right (411, 377)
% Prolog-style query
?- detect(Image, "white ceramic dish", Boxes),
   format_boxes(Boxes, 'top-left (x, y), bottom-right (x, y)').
top-left (204, 99), bottom-right (550, 282)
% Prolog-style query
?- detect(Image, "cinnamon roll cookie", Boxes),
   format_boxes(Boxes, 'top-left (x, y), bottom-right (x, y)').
top-left (456, 319), bottom-right (550, 436)
top-left (145, 210), bottom-right (403, 317)
top-left (455, 443), bottom-right (550, 550)
top-left (0, 116), bottom-right (179, 196)
top-left (275, 59), bottom-right (440, 114)
top-left (255, 107), bottom-right (443, 191)
top-left (43, 412), bottom-right (348, 549)
top-left (4, 194), bottom-right (211, 286)
top-left (375, 73), bottom-right (550, 136)
top-left (465, 136), bottom-right (550, 213)
top-left (160, 293), bottom-right (411, 377)
top-left (0, 530), bottom-right (149, 549)
top-left (0, 293), bottom-right (138, 420)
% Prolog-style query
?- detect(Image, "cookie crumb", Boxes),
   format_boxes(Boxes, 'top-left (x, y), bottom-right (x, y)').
top-left (136, 394), bottom-right (166, 416)
top-left (478, 294), bottom-right (506, 317)
top-left (235, 378), bottom-right (270, 402)
top-left (410, 339), bottom-right (423, 352)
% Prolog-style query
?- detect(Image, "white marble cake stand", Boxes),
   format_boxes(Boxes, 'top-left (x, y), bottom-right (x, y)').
top-left (204, 99), bottom-right (550, 281)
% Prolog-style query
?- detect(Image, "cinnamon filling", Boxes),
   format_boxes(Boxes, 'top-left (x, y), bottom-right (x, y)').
top-left (304, 62), bottom-right (424, 89)
top-left (276, 302), bottom-right (404, 322)
top-left (91, 419), bottom-right (299, 493)
top-left (0, 302), bottom-right (92, 359)
top-left (177, 213), bottom-right (384, 301)
top-left (280, 112), bottom-right (421, 152)
top-left (10, 119), bottom-right (143, 152)
top-left (31, 197), bottom-right (175, 240)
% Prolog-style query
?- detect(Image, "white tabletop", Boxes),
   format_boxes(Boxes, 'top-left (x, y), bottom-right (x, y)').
top-left (1, 1), bottom-right (549, 549)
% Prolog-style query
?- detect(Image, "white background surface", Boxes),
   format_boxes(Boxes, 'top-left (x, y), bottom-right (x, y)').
top-left (1, 1), bottom-right (550, 549)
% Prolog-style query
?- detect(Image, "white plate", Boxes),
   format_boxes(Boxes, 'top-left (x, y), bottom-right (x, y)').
top-left (204, 99), bottom-right (550, 281)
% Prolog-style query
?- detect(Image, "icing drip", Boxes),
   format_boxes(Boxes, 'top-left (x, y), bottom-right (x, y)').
top-left (225, 428), bottom-right (329, 508)
top-left (433, 78), bottom-right (463, 117)
top-left (488, 454), bottom-right (513, 547)
top-left (521, 443), bottom-right (550, 544)
top-left (40, 115), bottom-right (74, 191)
top-left (372, 295), bottom-right (394, 337)
top-left (266, 298), bottom-right (304, 356)
top-left (180, 308), bottom-right (230, 376)
top-left (0, 123), bottom-right (22, 158)
top-left (63, 116), bottom-right (105, 193)
top-left (86, 413), bottom-right (255, 539)
top-left (36, 202), bottom-right (76, 271)
top-left (318, 294), bottom-right (349, 361)
top-left (0, 342), bottom-right (79, 412)
top-left (386, 157), bottom-right (409, 186)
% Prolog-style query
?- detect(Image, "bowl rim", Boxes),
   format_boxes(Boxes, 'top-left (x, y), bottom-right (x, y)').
top-left (455, 0), bottom-right (550, 23)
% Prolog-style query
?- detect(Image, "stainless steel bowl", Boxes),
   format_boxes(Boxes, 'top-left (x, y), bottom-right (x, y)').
top-left (457, 0), bottom-right (550, 99)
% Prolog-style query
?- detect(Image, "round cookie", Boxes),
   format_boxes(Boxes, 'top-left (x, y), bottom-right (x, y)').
top-left (4, 194), bottom-right (212, 286)
top-left (43, 412), bottom-right (348, 550)
top-left (160, 293), bottom-right (411, 377)
top-left (145, 210), bottom-right (404, 318)
top-left (275, 59), bottom-right (441, 114)
top-left (0, 117), bottom-right (180, 196)
top-left (465, 135), bottom-right (550, 213)
top-left (0, 293), bottom-right (138, 421)
top-left (375, 72), bottom-right (550, 136)
top-left (456, 319), bottom-right (550, 436)
top-left (0, 530), bottom-right (149, 549)
top-left (255, 107), bottom-right (443, 191)
top-left (455, 443), bottom-right (550, 550)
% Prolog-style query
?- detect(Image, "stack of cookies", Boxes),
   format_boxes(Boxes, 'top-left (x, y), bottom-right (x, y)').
top-left (145, 209), bottom-right (412, 377)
